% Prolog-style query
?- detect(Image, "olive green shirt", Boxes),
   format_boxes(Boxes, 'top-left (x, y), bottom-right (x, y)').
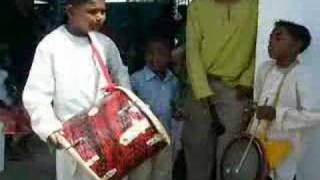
top-left (186, 0), bottom-right (258, 99)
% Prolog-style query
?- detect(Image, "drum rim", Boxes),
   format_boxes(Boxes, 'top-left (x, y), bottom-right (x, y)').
top-left (60, 87), bottom-right (170, 180)
top-left (220, 133), bottom-right (269, 180)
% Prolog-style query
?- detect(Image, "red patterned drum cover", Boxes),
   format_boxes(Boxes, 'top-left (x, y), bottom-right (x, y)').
top-left (59, 87), bottom-right (170, 180)
top-left (0, 106), bottom-right (32, 135)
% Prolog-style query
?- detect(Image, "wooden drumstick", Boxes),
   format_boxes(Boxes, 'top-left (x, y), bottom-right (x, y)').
top-left (235, 98), bottom-right (268, 174)
top-left (57, 133), bottom-right (102, 180)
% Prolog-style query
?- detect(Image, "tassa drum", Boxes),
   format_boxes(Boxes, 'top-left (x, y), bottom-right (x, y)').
top-left (58, 87), bottom-right (170, 180)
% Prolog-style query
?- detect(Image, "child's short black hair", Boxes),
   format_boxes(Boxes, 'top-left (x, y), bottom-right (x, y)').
top-left (145, 36), bottom-right (173, 53)
top-left (65, 0), bottom-right (96, 5)
top-left (275, 20), bottom-right (312, 53)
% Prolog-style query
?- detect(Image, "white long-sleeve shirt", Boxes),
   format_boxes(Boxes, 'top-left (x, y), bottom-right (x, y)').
top-left (251, 60), bottom-right (320, 180)
top-left (23, 25), bottom-right (130, 142)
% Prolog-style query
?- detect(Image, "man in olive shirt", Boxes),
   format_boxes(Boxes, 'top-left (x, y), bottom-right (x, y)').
top-left (184, 0), bottom-right (258, 179)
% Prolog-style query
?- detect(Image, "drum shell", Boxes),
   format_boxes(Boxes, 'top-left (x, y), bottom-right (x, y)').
top-left (220, 134), bottom-right (269, 180)
top-left (61, 87), bottom-right (170, 180)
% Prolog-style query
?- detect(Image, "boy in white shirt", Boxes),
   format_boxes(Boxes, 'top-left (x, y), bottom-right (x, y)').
top-left (253, 20), bottom-right (318, 180)
top-left (23, 0), bottom-right (130, 179)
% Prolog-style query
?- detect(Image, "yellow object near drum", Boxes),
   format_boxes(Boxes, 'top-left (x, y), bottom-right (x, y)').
top-left (259, 134), bottom-right (292, 169)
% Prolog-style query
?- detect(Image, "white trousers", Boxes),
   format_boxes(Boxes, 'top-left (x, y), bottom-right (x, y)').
top-left (56, 150), bottom-right (128, 180)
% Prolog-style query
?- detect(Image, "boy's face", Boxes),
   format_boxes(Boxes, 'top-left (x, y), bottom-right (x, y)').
top-left (146, 42), bottom-right (171, 74)
top-left (66, 0), bottom-right (106, 35)
top-left (268, 26), bottom-right (301, 61)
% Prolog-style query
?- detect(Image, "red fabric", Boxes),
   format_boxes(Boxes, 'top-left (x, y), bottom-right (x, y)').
top-left (0, 106), bottom-right (32, 135)
top-left (90, 40), bottom-right (116, 92)
top-left (62, 90), bottom-right (167, 179)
